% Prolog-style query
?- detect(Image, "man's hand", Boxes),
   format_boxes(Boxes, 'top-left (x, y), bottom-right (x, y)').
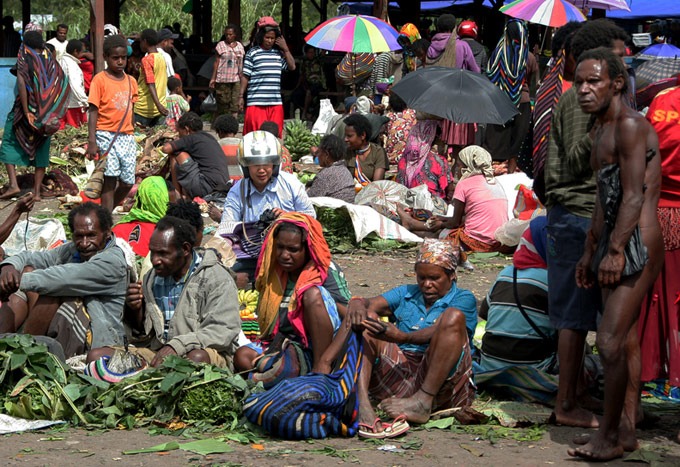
top-left (362, 317), bottom-right (404, 343)
top-left (209, 79), bottom-right (216, 89)
top-left (125, 282), bottom-right (143, 311)
top-left (348, 298), bottom-right (369, 332)
top-left (598, 250), bottom-right (626, 287)
top-left (15, 193), bottom-right (34, 213)
top-left (575, 251), bottom-right (595, 289)
top-left (151, 345), bottom-right (178, 367)
top-left (238, 96), bottom-right (245, 112)
top-left (158, 106), bottom-right (169, 117)
top-left (0, 265), bottom-right (21, 297)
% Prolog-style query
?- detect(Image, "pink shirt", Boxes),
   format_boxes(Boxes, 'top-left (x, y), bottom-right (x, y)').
top-left (215, 41), bottom-right (245, 83)
top-left (453, 174), bottom-right (508, 244)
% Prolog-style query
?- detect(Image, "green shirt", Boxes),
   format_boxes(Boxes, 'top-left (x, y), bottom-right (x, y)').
top-left (544, 87), bottom-right (596, 217)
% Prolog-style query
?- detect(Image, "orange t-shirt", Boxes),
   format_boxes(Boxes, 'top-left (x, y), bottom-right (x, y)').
top-left (88, 71), bottom-right (139, 134)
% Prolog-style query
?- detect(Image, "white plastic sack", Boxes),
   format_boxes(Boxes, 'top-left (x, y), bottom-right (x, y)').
top-left (2, 217), bottom-right (67, 257)
top-left (311, 196), bottom-right (422, 244)
top-left (494, 217), bottom-right (531, 247)
top-left (311, 99), bottom-right (338, 135)
top-left (405, 184), bottom-right (448, 216)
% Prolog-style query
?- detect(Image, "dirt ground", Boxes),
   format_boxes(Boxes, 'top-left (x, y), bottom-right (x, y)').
top-left (1, 198), bottom-right (680, 466)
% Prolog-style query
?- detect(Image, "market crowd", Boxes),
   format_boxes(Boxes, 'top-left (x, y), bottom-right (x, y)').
top-left (0, 11), bottom-right (678, 463)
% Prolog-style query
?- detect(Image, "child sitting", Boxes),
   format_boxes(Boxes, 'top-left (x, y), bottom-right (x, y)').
top-left (165, 76), bottom-right (190, 128)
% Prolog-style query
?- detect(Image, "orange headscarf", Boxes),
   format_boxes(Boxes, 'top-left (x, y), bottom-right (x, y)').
top-left (255, 212), bottom-right (331, 346)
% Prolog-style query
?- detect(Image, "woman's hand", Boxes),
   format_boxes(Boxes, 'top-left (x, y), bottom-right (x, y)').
top-left (275, 37), bottom-right (289, 53)
top-left (362, 317), bottom-right (404, 343)
top-left (348, 297), bottom-right (369, 332)
top-left (238, 96), bottom-right (245, 112)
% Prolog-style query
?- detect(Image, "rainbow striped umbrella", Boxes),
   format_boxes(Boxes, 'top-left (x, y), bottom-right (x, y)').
top-left (304, 15), bottom-right (401, 54)
top-left (500, 0), bottom-right (587, 27)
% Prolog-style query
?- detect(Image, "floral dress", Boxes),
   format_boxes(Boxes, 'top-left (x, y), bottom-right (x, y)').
top-left (384, 109), bottom-right (417, 163)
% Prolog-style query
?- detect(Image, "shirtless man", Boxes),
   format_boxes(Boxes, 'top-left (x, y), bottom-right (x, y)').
top-left (570, 47), bottom-right (664, 461)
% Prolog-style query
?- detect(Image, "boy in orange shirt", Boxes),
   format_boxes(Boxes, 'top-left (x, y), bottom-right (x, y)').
top-left (87, 35), bottom-right (139, 212)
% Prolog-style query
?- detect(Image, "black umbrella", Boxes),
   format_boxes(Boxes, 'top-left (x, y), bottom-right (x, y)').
top-left (390, 67), bottom-right (519, 124)
top-left (635, 58), bottom-right (680, 90)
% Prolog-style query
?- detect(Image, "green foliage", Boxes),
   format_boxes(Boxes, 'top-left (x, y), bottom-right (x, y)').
top-left (0, 335), bottom-right (251, 429)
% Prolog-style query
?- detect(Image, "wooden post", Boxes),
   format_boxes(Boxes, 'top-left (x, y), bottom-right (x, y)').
top-left (90, 0), bottom-right (105, 73)
top-left (22, 0), bottom-right (31, 30)
top-left (320, 0), bottom-right (328, 22)
top-left (227, 0), bottom-right (240, 30)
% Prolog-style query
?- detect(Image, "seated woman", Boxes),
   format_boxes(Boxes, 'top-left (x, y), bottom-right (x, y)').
top-left (348, 239), bottom-right (477, 433)
top-left (234, 213), bottom-right (352, 379)
top-left (112, 176), bottom-right (171, 257)
top-left (344, 114), bottom-right (389, 187)
top-left (399, 145), bottom-right (509, 254)
top-left (478, 216), bottom-right (556, 372)
top-left (307, 135), bottom-right (356, 203)
top-left (396, 120), bottom-right (454, 200)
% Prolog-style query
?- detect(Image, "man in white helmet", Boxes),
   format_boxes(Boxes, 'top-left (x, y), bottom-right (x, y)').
top-left (217, 130), bottom-right (316, 284)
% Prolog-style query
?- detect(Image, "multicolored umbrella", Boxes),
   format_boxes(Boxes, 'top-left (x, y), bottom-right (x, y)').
top-left (304, 15), bottom-right (401, 54)
top-left (500, 0), bottom-right (587, 27)
top-left (637, 43), bottom-right (680, 60)
top-left (569, 0), bottom-right (630, 11)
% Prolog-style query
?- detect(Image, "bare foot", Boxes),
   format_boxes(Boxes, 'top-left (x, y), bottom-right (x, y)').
top-left (552, 405), bottom-right (599, 428)
top-left (379, 392), bottom-right (432, 424)
top-left (568, 431), bottom-right (624, 461)
top-left (577, 393), bottom-right (603, 413)
top-left (0, 186), bottom-right (20, 199)
top-left (358, 405), bottom-right (383, 435)
top-left (573, 429), bottom-right (639, 452)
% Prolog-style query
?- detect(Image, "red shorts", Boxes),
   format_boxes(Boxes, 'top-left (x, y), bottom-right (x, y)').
top-left (244, 104), bottom-right (284, 137)
top-left (60, 108), bottom-right (87, 130)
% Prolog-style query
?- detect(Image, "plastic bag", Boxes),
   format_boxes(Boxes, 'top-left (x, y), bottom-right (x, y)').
top-left (200, 93), bottom-right (217, 113)
top-left (404, 184), bottom-right (448, 216)
top-left (494, 217), bottom-right (531, 247)
top-left (311, 99), bottom-right (338, 135)
top-left (2, 217), bottom-right (67, 257)
top-left (513, 184), bottom-right (545, 220)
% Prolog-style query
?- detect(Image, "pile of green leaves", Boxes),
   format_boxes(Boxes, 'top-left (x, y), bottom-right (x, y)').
top-left (314, 206), bottom-right (415, 254)
top-left (0, 335), bottom-right (251, 429)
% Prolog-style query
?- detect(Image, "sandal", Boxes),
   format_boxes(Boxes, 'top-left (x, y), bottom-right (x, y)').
top-left (382, 414), bottom-right (410, 438)
top-left (358, 417), bottom-right (386, 439)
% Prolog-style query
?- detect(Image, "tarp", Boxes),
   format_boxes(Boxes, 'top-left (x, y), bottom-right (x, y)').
top-left (606, 0), bottom-right (680, 19)
top-left (341, 1), bottom-right (476, 15)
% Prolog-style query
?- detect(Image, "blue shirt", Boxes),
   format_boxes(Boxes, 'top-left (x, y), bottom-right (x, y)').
top-left (217, 171), bottom-right (316, 236)
top-left (242, 47), bottom-right (287, 106)
top-left (152, 251), bottom-right (201, 340)
top-left (382, 283), bottom-right (477, 353)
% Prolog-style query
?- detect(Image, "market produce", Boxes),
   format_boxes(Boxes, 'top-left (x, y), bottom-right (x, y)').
top-left (284, 119), bottom-right (320, 161)
top-left (238, 289), bottom-right (259, 319)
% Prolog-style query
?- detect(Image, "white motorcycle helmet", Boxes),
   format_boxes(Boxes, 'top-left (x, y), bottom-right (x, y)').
top-left (237, 130), bottom-right (282, 178)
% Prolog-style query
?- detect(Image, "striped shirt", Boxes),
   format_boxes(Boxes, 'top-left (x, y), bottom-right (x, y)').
top-left (480, 265), bottom-right (556, 372)
top-left (242, 47), bottom-right (287, 106)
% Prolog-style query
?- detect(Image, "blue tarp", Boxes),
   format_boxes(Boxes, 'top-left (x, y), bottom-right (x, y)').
top-left (341, 1), bottom-right (478, 15)
top-left (607, 0), bottom-right (680, 19)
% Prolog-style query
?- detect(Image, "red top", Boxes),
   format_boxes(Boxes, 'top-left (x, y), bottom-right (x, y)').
top-left (112, 222), bottom-right (156, 257)
top-left (79, 58), bottom-right (94, 94)
top-left (646, 86), bottom-right (680, 208)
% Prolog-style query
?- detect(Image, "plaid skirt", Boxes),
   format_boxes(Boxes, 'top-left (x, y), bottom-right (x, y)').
top-left (368, 341), bottom-right (475, 411)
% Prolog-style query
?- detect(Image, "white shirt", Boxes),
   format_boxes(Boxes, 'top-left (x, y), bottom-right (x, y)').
top-left (160, 49), bottom-right (175, 78)
top-left (46, 37), bottom-right (67, 62)
top-left (59, 53), bottom-right (87, 108)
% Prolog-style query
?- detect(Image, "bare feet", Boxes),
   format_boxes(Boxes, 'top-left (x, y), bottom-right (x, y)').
top-left (552, 405), bottom-right (599, 428)
top-left (379, 391), bottom-right (432, 424)
top-left (568, 431), bottom-right (624, 461)
top-left (0, 186), bottom-right (21, 200)
top-left (577, 393), bottom-right (604, 413)
top-left (357, 405), bottom-right (383, 436)
top-left (572, 428), bottom-right (639, 452)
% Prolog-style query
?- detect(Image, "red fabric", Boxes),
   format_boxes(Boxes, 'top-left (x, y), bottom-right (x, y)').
top-left (111, 221), bottom-right (156, 257)
top-left (646, 86), bottom-right (680, 208)
top-left (244, 104), bottom-right (284, 138)
top-left (79, 58), bottom-right (94, 94)
top-left (59, 107), bottom-right (87, 130)
top-left (638, 247), bottom-right (680, 385)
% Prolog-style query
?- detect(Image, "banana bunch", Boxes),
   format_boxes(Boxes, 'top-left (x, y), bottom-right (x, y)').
top-left (284, 119), bottom-right (320, 161)
top-left (238, 289), bottom-right (259, 319)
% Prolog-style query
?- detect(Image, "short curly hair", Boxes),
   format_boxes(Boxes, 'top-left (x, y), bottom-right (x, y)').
top-left (570, 19), bottom-right (629, 63)
top-left (577, 47), bottom-right (629, 95)
top-left (166, 199), bottom-right (204, 234)
top-left (213, 114), bottom-right (239, 136)
top-left (68, 202), bottom-right (113, 234)
top-left (177, 111), bottom-right (203, 132)
top-left (343, 114), bottom-right (371, 140)
top-left (103, 34), bottom-right (128, 56)
top-left (551, 21), bottom-right (583, 58)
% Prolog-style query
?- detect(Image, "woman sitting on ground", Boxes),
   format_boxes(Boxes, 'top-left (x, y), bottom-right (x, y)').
top-left (112, 176), bottom-right (172, 257)
top-left (344, 114), bottom-right (389, 186)
top-left (234, 213), bottom-right (352, 378)
top-left (399, 145), bottom-right (509, 253)
top-left (307, 135), bottom-right (356, 203)
top-left (396, 120), bottom-right (454, 200)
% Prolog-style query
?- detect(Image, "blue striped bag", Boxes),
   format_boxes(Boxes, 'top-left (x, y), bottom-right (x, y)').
top-left (243, 332), bottom-right (363, 439)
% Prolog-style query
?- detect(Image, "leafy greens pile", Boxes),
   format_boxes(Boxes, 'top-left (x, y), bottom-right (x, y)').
top-left (0, 335), bottom-right (251, 429)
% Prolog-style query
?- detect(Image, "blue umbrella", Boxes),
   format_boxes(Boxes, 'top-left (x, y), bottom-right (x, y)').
top-left (637, 43), bottom-right (680, 60)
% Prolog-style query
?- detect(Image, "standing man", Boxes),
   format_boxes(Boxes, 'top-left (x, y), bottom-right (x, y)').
top-left (46, 23), bottom-right (68, 61)
top-left (134, 29), bottom-right (168, 127)
top-left (157, 28), bottom-right (177, 78)
top-left (570, 47), bottom-right (663, 462)
top-left (59, 39), bottom-right (88, 129)
top-left (210, 24), bottom-right (244, 120)
top-left (543, 19), bottom-right (630, 428)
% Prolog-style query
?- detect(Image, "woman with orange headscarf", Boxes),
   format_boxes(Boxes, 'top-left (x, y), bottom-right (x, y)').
top-left (233, 213), bottom-right (352, 381)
